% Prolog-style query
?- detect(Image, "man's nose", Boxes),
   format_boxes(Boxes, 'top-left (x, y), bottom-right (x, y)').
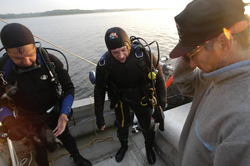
top-left (118, 52), bottom-right (124, 58)
top-left (22, 57), bottom-right (31, 65)
top-left (190, 58), bottom-right (198, 68)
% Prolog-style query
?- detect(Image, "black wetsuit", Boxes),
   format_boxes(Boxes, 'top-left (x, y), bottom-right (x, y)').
top-left (0, 49), bottom-right (75, 165)
top-left (94, 46), bottom-right (166, 144)
top-left (0, 50), bottom-right (74, 117)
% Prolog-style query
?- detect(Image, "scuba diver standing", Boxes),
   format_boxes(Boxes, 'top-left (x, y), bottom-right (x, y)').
top-left (94, 27), bottom-right (166, 165)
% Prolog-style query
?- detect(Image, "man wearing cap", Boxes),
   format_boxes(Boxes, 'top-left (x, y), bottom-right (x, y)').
top-left (94, 27), bottom-right (166, 165)
top-left (170, 0), bottom-right (250, 165)
top-left (0, 23), bottom-right (92, 166)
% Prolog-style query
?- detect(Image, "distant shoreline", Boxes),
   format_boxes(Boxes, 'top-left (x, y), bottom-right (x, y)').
top-left (0, 8), bottom-right (178, 20)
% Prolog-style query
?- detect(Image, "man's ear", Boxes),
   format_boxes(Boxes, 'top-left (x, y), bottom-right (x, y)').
top-left (216, 33), bottom-right (232, 55)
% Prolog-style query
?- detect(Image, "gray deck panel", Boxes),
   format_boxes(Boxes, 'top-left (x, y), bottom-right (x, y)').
top-left (46, 126), bottom-right (167, 166)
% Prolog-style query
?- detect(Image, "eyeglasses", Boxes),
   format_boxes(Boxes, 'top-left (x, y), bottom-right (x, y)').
top-left (187, 41), bottom-right (210, 60)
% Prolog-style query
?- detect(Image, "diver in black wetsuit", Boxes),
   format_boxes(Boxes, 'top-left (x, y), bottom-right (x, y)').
top-left (94, 27), bottom-right (166, 165)
top-left (0, 23), bottom-right (92, 166)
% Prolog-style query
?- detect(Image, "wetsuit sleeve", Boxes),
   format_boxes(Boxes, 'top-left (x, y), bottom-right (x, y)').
top-left (94, 59), bottom-right (107, 129)
top-left (49, 54), bottom-right (75, 116)
top-left (152, 53), bottom-right (167, 110)
top-left (0, 55), bottom-right (15, 122)
top-left (0, 73), bottom-right (14, 122)
top-left (0, 106), bottom-right (14, 122)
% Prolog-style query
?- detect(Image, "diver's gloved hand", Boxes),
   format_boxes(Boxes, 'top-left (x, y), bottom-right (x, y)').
top-left (96, 117), bottom-right (105, 129)
top-left (152, 106), bottom-right (165, 131)
top-left (2, 116), bottom-right (28, 141)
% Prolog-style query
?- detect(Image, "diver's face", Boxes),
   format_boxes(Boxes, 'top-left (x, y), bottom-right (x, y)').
top-left (7, 43), bottom-right (37, 67)
top-left (110, 46), bottom-right (129, 63)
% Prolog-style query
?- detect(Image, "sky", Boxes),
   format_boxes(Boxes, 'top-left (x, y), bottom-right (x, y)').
top-left (1, 0), bottom-right (250, 15)
top-left (0, 0), bottom-right (192, 14)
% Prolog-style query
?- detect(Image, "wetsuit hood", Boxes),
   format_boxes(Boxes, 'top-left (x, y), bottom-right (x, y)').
top-left (0, 23), bottom-right (35, 49)
top-left (105, 27), bottom-right (131, 52)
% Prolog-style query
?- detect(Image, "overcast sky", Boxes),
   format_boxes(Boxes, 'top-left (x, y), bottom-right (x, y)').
top-left (1, 0), bottom-right (250, 15)
top-left (1, 0), bottom-right (192, 14)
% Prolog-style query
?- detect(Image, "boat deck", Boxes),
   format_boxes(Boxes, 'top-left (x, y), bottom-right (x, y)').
top-left (1, 97), bottom-right (192, 166)
top-left (47, 126), bottom-right (167, 166)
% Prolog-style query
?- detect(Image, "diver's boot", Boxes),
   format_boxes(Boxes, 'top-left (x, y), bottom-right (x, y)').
top-left (59, 133), bottom-right (92, 166)
top-left (143, 129), bottom-right (156, 165)
top-left (115, 140), bottom-right (128, 162)
top-left (34, 146), bottom-right (49, 166)
top-left (71, 152), bottom-right (92, 166)
top-left (146, 145), bottom-right (156, 165)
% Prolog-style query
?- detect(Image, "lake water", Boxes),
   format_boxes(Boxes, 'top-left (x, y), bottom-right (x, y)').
top-left (0, 9), bottom-right (182, 100)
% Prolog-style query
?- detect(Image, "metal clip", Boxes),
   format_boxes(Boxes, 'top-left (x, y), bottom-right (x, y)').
top-left (0, 73), bottom-right (7, 85)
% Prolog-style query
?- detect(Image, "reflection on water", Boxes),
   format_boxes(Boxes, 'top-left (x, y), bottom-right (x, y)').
top-left (0, 9), bottom-right (181, 100)
top-left (245, 6), bottom-right (250, 15)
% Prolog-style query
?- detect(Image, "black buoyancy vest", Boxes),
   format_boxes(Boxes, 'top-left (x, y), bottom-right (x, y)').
top-left (100, 43), bottom-right (155, 104)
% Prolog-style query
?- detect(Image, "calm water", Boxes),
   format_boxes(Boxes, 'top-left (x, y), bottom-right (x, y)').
top-left (0, 9), bottom-right (181, 100)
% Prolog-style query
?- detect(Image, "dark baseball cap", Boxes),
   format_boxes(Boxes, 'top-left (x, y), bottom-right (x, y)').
top-left (105, 27), bottom-right (131, 51)
top-left (0, 23), bottom-right (34, 49)
top-left (169, 0), bottom-right (245, 59)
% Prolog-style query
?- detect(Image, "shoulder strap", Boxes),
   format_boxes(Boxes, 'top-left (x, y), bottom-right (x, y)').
top-left (99, 52), bottom-right (107, 66)
top-left (38, 47), bottom-right (60, 86)
top-left (98, 51), bottom-right (113, 79)
top-left (101, 51), bottom-right (113, 72)
top-left (0, 53), bottom-right (14, 81)
top-left (132, 43), bottom-right (151, 72)
top-left (132, 42), bottom-right (157, 100)
top-left (102, 52), bottom-right (112, 86)
top-left (37, 47), bottom-right (61, 97)
top-left (98, 51), bottom-right (121, 93)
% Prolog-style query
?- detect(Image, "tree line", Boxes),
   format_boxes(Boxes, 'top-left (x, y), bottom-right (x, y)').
top-left (0, 8), bottom-right (157, 19)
